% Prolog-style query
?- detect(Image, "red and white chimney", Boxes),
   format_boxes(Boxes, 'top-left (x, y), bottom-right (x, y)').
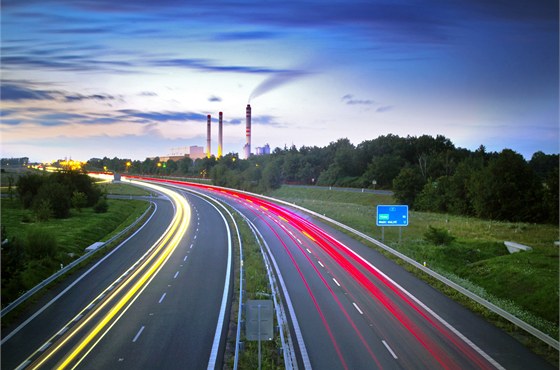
top-left (244, 104), bottom-right (251, 159)
top-left (218, 112), bottom-right (223, 159)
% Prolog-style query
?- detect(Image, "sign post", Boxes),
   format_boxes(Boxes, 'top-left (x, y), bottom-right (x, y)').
top-left (376, 205), bottom-right (408, 242)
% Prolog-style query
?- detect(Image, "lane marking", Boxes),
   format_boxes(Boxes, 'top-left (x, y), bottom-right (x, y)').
top-left (173, 271), bottom-right (179, 279)
top-left (332, 278), bottom-right (340, 287)
top-left (38, 342), bottom-right (52, 352)
top-left (318, 261), bottom-right (324, 268)
top-left (194, 235), bottom-right (197, 240)
top-left (158, 293), bottom-right (167, 304)
top-left (190, 244), bottom-right (194, 249)
top-left (132, 326), bottom-right (145, 343)
top-left (352, 302), bottom-right (363, 315)
top-left (15, 360), bottom-right (30, 370)
top-left (297, 238), bottom-right (302, 244)
top-left (183, 255), bottom-right (188, 262)
top-left (382, 340), bottom-right (398, 359)
top-left (57, 327), bottom-right (69, 336)
top-left (306, 248), bottom-right (311, 254)
top-left (73, 314), bottom-right (83, 322)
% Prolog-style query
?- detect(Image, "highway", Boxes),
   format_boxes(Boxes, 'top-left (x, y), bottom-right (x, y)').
top-left (159, 178), bottom-right (553, 370)
top-left (2, 175), bottom-right (553, 369)
top-left (1, 180), bottom-right (232, 370)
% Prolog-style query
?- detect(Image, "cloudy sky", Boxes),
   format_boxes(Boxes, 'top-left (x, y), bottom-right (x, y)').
top-left (1, 0), bottom-right (558, 162)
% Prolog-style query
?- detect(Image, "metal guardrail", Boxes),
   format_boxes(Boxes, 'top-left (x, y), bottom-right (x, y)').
top-left (0, 202), bottom-right (155, 318)
top-left (256, 194), bottom-right (560, 351)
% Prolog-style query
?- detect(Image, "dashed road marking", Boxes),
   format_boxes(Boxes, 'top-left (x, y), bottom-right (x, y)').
top-left (318, 261), bottom-right (324, 268)
top-left (158, 293), bottom-right (167, 304)
top-left (306, 248), bottom-right (311, 254)
top-left (173, 271), bottom-right (179, 279)
top-left (132, 326), bottom-right (145, 343)
top-left (332, 278), bottom-right (340, 287)
top-left (382, 340), bottom-right (398, 359)
top-left (184, 255), bottom-right (188, 262)
top-left (352, 302), bottom-right (363, 315)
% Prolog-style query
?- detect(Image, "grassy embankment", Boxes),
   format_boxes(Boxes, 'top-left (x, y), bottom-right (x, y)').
top-left (268, 186), bottom-right (559, 357)
top-left (1, 182), bottom-right (151, 302)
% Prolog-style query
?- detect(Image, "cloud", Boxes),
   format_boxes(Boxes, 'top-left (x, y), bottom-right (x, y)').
top-left (208, 95), bottom-right (222, 102)
top-left (64, 93), bottom-right (119, 102)
top-left (139, 91), bottom-right (158, 97)
top-left (210, 31), bottom-right (279, 42)
top-left (118, 110), bottom-right (207, 122)
top-left (376, 105), bottom-right (394, 113)
top-left (0, 84), bottom-right (54, 100)
top-left (147, 58), bottom-right (286, 74)
top-left (341, 94), bottom-right (374, 105)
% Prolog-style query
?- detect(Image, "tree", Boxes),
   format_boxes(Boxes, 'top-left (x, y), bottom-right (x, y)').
top-left (72, 191), bottom-right (88, 212)
top-left (392, 167), bottom-right (425, 207)
top-left (469, 149), bottom-right (542, 221)
top-left (34, 181), bottom-right (71, 219)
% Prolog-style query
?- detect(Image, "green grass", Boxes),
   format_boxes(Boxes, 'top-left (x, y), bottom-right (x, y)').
top-left (267, 186), bottom-right (559, 340)
top-left (1, 198), bottom-right (149, 255)
top-left (98, 181), bottom-right (153, 196)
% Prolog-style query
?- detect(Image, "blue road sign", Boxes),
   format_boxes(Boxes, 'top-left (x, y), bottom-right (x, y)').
top-left (376, 205), bottom-right (408, 226)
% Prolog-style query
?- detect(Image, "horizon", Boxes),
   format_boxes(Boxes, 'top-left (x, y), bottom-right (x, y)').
top-left (1, 0), bottom-right (558, 163)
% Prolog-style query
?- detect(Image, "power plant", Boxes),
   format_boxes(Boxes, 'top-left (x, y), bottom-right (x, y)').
top-left (195, 104), bottom-right (261, 160)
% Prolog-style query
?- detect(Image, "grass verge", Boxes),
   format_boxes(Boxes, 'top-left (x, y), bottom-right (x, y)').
top-left (268, 186), bottom-right (559, 365)
top-left (224, 208), bottom-right (284, 370)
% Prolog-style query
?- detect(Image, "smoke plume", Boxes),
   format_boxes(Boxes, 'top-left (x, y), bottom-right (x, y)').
top-left (249, 70), bottom-right (309, 102)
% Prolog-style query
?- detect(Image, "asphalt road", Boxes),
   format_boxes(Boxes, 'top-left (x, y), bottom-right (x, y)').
top-left (176, 181), bottom-right (553, 370)
top-left (1, 183), bottom-right (232, 370)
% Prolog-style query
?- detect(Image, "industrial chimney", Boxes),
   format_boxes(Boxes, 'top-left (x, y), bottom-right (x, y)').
top-left (206, 114), bottom-right (211, 158)
top-left (218, 112), bottom-right (223, 159)
top-left (244, 104), bottom-right (251, 159)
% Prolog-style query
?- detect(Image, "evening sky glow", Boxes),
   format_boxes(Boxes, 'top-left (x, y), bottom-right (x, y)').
top-left (1, 0), bottom-right (558, 162)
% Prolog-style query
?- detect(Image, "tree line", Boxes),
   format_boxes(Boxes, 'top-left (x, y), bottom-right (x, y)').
top-left (87, 134), bottom-right (558, 224)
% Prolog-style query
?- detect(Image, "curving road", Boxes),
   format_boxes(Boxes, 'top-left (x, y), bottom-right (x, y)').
top-left (161, 178), bottom-right (552, 370)
top-left (1, 181), bottom-right (233, 370)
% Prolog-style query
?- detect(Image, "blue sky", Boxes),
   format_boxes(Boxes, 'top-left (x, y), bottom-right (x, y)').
top-left (1, 0), bottom-right (558, 162)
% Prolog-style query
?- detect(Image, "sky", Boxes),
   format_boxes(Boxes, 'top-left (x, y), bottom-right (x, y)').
top-left (1, 0), bottom-right (558, 162)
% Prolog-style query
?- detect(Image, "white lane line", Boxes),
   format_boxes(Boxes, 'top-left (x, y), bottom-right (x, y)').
top-left (73, 314), bottom-right (83, 322)
top-left (158, 293), bottom-right (167, 304)
top-left (317, 261), bottom-right (324, 268)
top-left (332, 278), bottom-right (340, 287)
top-left (38, 341), bottom-right (52, 352)
top-left (57, 327), bottom-right (69, 336)
top-left (352, 302), bottom-right (363, 315)
top-left (132, 326), bottom-right (145, 343)
top-left (306, 248), bottom-right (311, 254)
top-left (297, 238), bottom-right (302, 244)
top-left (382, 340), bottom-right (398, 359)
top-left (194, 235), bottom-right (197, 240)
top-left (173, 271), bottom-right (179, 279)
top-left (15, 360), bottom-right (30, 370)
top-left (190, 243), bottom-right (194, 249)
top-left (184, 255), bottom-right (188, 262)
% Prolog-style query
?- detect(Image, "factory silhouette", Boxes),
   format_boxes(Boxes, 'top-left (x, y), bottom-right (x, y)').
top-left (152, 104), bottom-right (270, 163)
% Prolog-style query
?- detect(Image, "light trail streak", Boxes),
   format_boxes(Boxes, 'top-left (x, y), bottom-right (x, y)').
top-left (27, 181), bottom-right (190, 370)
top-left (127, 176), bottom-right (501, 369)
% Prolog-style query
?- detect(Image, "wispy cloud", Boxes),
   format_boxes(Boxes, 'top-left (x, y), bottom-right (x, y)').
top-left (208, 95), bottom-right (222, 102)
top-left (1, 84), bottom-right (54, 101)
top-left (376, 105), bottom-right (394, 113)
top-left (341, 94), bottom-right (374, 106)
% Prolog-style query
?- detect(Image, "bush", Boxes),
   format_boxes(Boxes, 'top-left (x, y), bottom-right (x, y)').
top-left (94, 198), bottom-right (109, 213)
top-left (424, 226), bottom-right (455, 246)
top-left (25, 227), bottom-right (58, 259)
top-left (72, 191), bottom-right (88, 212)
top-left (35, 198), bottom-right (53, 221)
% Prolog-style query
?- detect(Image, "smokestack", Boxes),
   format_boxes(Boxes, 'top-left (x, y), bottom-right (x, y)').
top-left (218, 112), bottom-right (223, 159)
top-left (206, 114), bottom-right (211, 158)
top-left (244, 104), bottom-right (251, 159)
